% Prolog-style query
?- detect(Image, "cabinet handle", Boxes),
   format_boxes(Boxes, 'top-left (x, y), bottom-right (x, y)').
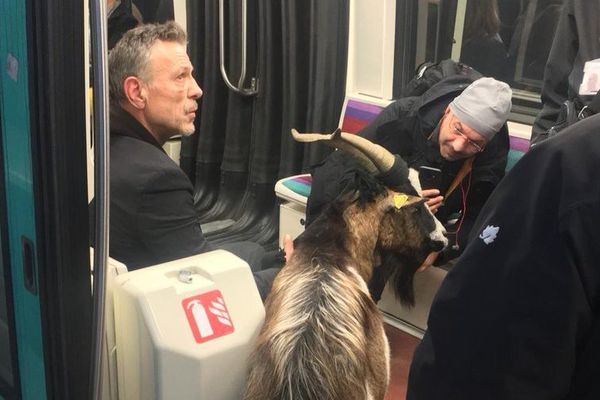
top-left (21, 236), bottom-right (37, 295)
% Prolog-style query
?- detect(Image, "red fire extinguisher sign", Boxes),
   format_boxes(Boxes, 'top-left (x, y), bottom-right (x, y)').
top-left (182, 290), bottom-right (235, 344)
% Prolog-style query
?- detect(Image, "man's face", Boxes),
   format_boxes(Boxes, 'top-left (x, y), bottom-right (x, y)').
top-left (142, 40), bottom-right (203, 141)
top-left (438, 109), bottom-right (486, 161)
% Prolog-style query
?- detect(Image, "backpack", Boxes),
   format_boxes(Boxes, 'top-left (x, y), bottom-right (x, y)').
top-left (530, 91), bottom-right (600, 147)
top-left (401, 59), bottom-right (483, 98)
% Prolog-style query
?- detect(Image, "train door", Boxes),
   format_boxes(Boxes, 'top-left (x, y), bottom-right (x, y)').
top-left (0, 96), bottom-right (21, 399)
top-left (0, 1), bottom-right (92, 399)
top-left (0, 2), bottom-right (47, 397)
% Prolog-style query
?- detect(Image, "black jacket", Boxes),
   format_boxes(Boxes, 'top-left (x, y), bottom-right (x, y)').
top-left (307, 76), bottom-right (509, 256)
top-left (107, 107), bottom-right (211, 269)
top-left (532, 0), bottom-right (600, 141)
top-left (107, 0), bottom-right (139, 50)
top-left (460, 35), bottom-right (511, 83)
top-left (408, 114), bottom-right (600, 400)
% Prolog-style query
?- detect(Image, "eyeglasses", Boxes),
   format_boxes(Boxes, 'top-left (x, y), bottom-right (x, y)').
top-left (451, 121), bottom-right (485, 153)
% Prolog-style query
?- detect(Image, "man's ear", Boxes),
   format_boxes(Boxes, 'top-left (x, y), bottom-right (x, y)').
top-left (123, 76), bottom-right (147, 109)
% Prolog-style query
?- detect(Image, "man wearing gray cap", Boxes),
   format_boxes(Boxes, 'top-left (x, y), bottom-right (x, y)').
top-left (307, 74), bottom-right (512, 299)
top-left (443, 77), bottom-right (512, 161)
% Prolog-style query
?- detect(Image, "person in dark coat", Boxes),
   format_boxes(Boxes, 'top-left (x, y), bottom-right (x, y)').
top-left (98, 21), bottom-right (281, 299)
top-left (459, 0), bottom-right (511, 83)
top-left (307, 77), bottom-right (512, 298)
top-left (107, 0), bottom-right (143, 50)
top-left (532, 0), bottom-right (600, 143)
top-left (408, 113), bottom-right (600, 400)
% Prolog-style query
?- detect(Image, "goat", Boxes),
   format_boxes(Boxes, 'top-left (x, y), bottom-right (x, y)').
top-left (243, 129), bottom-right (447, 400)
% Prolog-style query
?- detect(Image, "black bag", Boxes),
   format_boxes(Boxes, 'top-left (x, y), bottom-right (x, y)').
top-left (531, 91), bottom-right (600, 147)
top-left (401, 59), bottom-right (483, 98)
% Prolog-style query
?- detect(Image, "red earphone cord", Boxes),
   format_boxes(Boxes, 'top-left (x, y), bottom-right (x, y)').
top-left (447, 171), bottom-right (472, 248)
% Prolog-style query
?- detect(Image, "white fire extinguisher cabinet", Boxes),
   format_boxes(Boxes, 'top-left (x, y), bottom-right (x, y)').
top-left (112, 250), bottom-right (265, 400)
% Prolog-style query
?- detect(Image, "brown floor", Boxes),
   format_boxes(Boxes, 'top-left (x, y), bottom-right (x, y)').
top-left (383, 323), bottom-right (421, 400)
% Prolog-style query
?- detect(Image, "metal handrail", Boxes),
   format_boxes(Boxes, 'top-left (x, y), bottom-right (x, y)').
top-left (218, 0), bottom-right (259, 96)
top-left (89, 0), bottom-right (110, 399)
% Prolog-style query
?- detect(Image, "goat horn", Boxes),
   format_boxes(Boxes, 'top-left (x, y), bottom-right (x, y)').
top-left (334, 131), bottom-right (396, 173)
top-left (291, 128), bottom-right (395, 173)
top-left (291, 128), bottom-right (378, 173)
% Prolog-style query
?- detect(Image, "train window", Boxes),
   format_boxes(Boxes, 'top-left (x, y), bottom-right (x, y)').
top-left (398, 0), bottom-right (562, 124)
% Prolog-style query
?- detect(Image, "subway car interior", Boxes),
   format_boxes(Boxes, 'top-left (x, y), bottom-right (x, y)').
top-left (0, 0), bottom-right (568, 399)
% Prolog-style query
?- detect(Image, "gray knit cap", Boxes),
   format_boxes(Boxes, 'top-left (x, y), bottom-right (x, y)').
top-left (448, 77), bottom-right (512, 141)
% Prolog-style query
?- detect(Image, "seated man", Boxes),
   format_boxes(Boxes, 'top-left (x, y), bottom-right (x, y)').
top-left (307, 77), bottom-right (512, 299)
top-left (93, 21), bottom-right (281, 299)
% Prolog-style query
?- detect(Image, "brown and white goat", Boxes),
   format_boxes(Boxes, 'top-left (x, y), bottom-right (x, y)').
top-left (244, 129), bottom-right (447, 400)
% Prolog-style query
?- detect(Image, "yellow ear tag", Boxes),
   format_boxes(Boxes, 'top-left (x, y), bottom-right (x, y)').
top-left (393, 193), bottom-right (409, 209)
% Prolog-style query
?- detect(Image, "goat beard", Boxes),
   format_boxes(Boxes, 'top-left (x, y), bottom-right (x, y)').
top-left (377, 251), bottom-right (425, 307)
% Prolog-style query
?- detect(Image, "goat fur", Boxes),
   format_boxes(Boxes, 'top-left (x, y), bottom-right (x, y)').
top-left (244, 171), bottom-right (446, 400)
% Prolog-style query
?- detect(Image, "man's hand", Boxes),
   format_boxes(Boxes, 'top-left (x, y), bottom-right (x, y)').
top-left (417, 252), bottom-right (440, 272)
top-left (421, 188), bottom-right (444, 213)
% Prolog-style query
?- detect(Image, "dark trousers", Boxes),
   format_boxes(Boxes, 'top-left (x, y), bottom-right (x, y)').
top-left (217, 241), bottom-right (283, 301)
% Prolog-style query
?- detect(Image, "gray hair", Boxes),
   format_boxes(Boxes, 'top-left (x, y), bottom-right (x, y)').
top-left (108, 21), bottom-right (187, 103)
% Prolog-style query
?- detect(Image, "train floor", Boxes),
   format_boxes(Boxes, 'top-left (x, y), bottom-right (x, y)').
top-left (384, 323), bottom-right (421, 400)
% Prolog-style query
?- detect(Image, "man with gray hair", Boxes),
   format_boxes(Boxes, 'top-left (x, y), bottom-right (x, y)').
top-left (95, 21), bottom-right (281, 299)
top-left (307, 73), bottom-right (512, 299)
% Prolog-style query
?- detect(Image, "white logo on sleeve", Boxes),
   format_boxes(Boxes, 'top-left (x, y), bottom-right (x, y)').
top-left (479, 225), bottom-right (500, 244)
